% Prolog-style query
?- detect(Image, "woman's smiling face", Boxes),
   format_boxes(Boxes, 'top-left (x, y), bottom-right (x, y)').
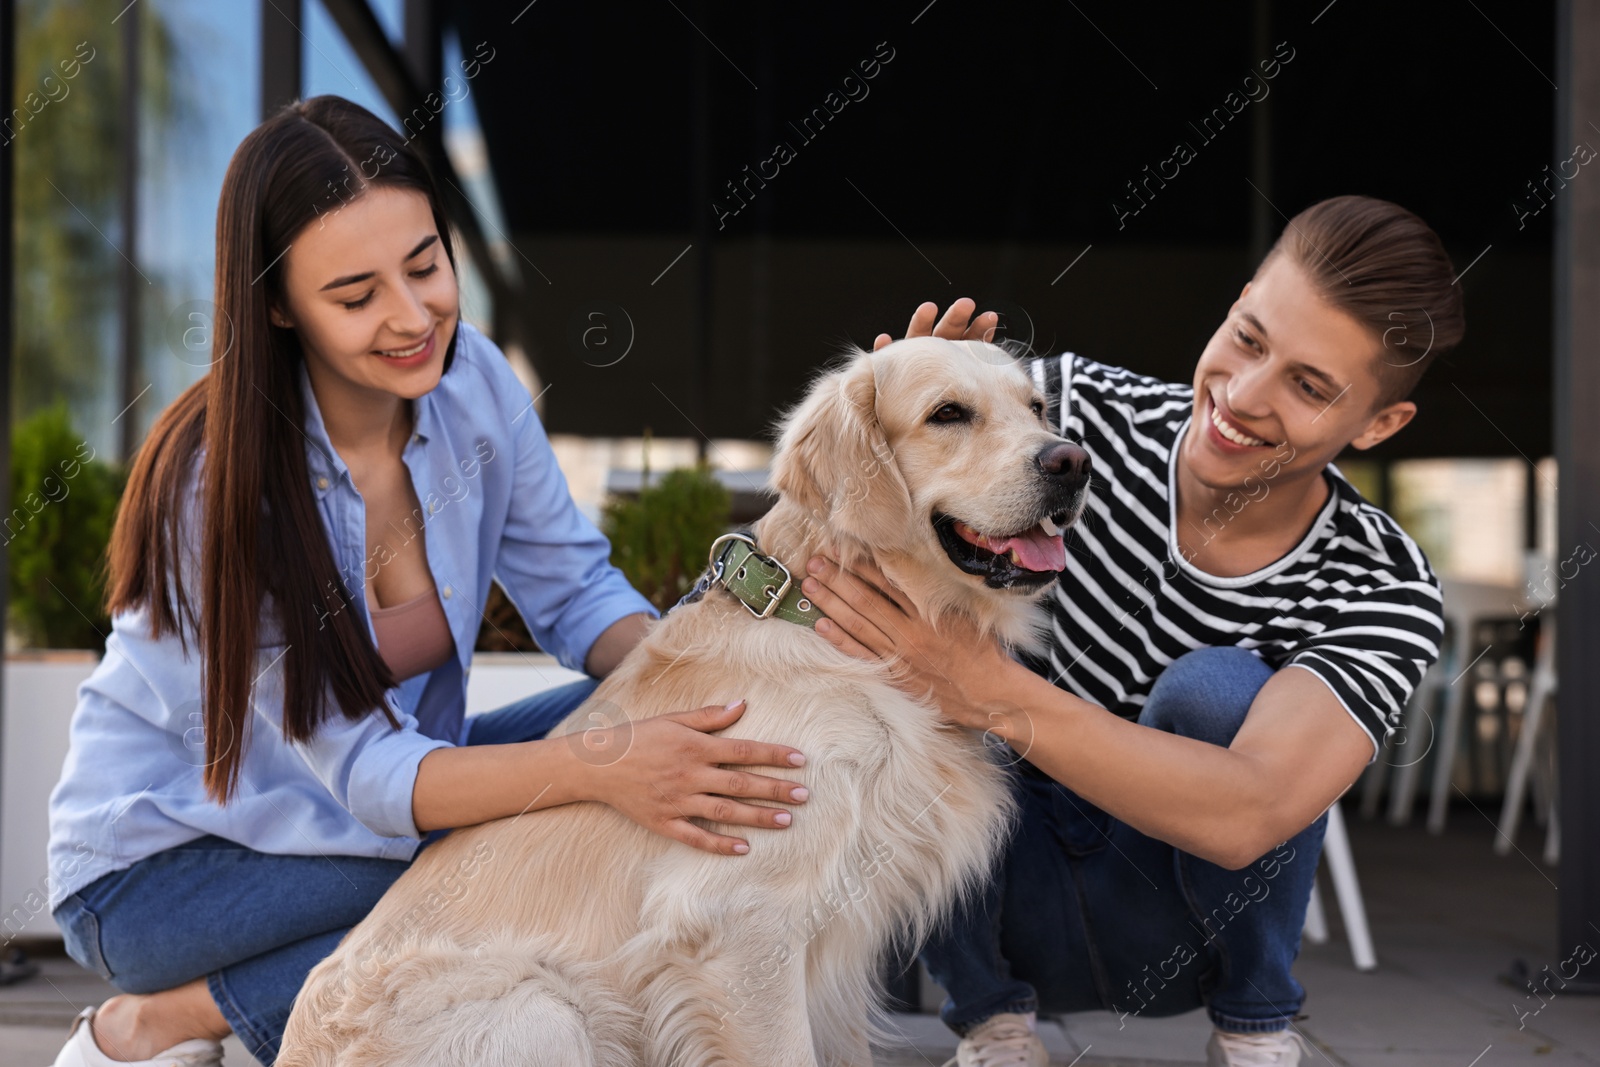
top-left (1181, 254), bottom-right (1416, 492)
top-left (274, 185), bottom-right (459, 403)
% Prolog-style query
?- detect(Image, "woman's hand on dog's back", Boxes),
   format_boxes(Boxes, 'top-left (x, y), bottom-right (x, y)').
top-left (872, 297), bottom-right (999, 351)
top-left (414, 703), bottom-right (808, 855)
top-left (579, 700), bottom-right (811, 856)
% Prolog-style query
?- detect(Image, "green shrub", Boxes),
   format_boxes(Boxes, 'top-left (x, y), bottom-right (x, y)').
top-left (5, 404), bottom-right (126, 650)
top-left (602, 466), bottom-right (732, 612)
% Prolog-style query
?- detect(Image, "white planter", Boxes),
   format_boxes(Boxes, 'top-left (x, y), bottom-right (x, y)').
top-left (1, 651), bottom-right (100, 944)
top-left (0, 651), bottom-right (583, 946)
top-left (464, 652), bottom-right (589, 716)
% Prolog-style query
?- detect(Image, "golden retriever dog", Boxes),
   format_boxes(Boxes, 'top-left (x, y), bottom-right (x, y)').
top-left (277, 337), bottom-right (1091, 1066)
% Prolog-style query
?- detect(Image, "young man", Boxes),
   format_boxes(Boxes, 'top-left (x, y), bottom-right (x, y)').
top-left (801, 196), bottom-right (1460, 1066)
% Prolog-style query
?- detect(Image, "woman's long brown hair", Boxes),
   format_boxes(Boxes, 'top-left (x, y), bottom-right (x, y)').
top-left (107, 96), bottom-right (460, 804)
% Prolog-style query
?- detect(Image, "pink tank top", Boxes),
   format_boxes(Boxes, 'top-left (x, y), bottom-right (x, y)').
top-left (369, 588), bottom-right (456, 681)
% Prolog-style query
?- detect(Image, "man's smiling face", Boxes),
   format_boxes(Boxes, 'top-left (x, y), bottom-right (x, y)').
top-left (1181, 253), bottom-right (1417, 493)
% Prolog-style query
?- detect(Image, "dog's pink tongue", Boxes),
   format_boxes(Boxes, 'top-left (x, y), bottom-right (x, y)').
top-left (956, 522), bottom-right (1067, 572)
top-left (1003, 526), bottom-right (1067, 572)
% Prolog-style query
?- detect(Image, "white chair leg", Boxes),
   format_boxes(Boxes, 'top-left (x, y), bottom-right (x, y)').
top-left (1534, 694), bottom-right (1559, 828)
top-left (1387, 743), bottom-right (1420, 825)
top-left (1360, 742), bottom-right (1391, 819)
top-left (1495, 669), bottom-right (1550, 855)
top-left (1426, 648), bottom-right (1472, 834)
top-left (1303, 882), bottom-right (1329, 944)
top-left (1529, 748), bottom-right (1552, 826)
top-left (1321, 803), bottom-right (1377, 971)
top-left (1388, 674), bottom-right (1438, 826)
top-left (1544, 799), bottom-right (1561, 866)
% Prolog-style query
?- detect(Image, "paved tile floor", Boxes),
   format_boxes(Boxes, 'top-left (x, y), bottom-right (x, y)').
top-left (4, 813), bottom-right (1595, 1066)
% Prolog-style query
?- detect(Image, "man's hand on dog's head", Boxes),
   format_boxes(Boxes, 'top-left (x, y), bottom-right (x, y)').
top-left (872, 297), bottom-right (999, 351)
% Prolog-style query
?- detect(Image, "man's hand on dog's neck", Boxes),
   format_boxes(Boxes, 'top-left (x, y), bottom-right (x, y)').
top-left (801, 553), bottom-right (1020, 732)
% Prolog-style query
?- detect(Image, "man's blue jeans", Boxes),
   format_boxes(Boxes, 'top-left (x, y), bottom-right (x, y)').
top-left (51, 679), bottom-right (598, 1066)
top-left (922, 647), bottom-right (1329, 1036)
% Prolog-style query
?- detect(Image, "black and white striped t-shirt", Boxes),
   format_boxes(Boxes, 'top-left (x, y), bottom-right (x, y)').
top-left (1022, 353), bottom-right (1444, 756)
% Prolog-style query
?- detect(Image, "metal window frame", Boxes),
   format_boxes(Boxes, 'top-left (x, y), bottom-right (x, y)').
top-left (1553, 0), bottom-right (1599, 960)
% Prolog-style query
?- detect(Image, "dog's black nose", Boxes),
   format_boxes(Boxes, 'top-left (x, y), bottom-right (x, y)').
top-left (1036, 442), bottom-right (1091, 483)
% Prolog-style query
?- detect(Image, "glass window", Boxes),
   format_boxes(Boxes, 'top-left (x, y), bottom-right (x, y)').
top-left (369, 0), bottom-right (404, 47)
top-left (439, 30), bottom-right (505, 335)
top-left (441, 30), bottom-right (510, 264)
top-left (10, 1), bottom-right (126, 456)
top-left (134, 0), bottom-right (262, 447)
top-left (1392, 459), bottom-right (1528, 585)
top-left (303, 0), bottom-right (400, 130)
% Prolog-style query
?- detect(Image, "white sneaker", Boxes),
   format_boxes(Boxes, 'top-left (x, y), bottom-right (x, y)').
top-left (942, 1010), bottom-right (1049, 1067)
top-left (50, 1005), bottom-right (224, 1067)
top-left (1205, 1026), bottom-right (1311, 1066)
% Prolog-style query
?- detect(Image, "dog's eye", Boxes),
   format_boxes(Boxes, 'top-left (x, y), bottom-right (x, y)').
top-left (929, 402), bottom-right (969, 424)
top-left (1031, 400), bottom-right (1046, 421)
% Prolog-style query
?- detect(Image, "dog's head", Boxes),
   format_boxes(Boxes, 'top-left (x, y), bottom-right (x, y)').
top-left (771, 337), bottom-right (1090, 643)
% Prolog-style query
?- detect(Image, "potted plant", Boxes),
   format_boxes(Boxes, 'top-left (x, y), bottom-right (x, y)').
top-left (601, 464), bottom-right (733, 613)
top-left (3, 403), bottom-right (124, 946)
top-left (463, 463), bottom-right (732, 715)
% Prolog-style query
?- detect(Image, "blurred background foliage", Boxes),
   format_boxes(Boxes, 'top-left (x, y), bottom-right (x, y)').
top-left (474, 466), bottom-right (733, 650)
top-left (11, 0), bottom-right (185, 440)
top-left (7, 0), bottom-right (188, 649)
top-left (602, 466), bottom-right (732, 614)
top-left (5, 404), bottom-right (126, 650)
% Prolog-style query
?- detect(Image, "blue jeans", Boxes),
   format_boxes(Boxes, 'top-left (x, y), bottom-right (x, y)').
top-left (52, 678), bottom-right (598, 1066)
top-left (922, 647), bottom-right (1328, 1036)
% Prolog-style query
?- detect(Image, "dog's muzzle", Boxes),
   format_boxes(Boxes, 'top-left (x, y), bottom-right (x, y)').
top-left (932, 441), bottom-right (1092, 591)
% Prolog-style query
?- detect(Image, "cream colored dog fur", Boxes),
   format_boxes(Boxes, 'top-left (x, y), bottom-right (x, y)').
top-left (277, 337), bottom-right (1088, 1066)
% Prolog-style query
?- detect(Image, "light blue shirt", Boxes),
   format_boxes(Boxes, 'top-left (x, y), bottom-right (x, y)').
top-left (47, 321), bottom-right (657, 906)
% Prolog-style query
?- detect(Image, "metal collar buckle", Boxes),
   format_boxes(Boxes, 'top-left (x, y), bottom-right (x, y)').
top-left (708, 532), bottom-right (753, 581)
top-left (749, 558), bottom-right (794, 619)
top-left (707, 532), bottom-right (794, 620)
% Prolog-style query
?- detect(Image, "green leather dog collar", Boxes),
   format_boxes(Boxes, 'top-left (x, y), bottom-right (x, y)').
top-left (707, 533), bottom-right (820, 629)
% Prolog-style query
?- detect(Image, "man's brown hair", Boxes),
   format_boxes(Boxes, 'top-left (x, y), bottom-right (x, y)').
top-left (1256, 195), bottom-right (1465, 406)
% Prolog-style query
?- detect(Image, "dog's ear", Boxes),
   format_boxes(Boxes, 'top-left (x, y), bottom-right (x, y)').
top-left (772, 351), bottom-right (917, 551)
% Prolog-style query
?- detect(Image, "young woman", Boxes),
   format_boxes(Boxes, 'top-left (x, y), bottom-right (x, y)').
top-left (803, 198), bottom-right (1462, 1067)
top-left (45, 95), bottom-right (810, 1067)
